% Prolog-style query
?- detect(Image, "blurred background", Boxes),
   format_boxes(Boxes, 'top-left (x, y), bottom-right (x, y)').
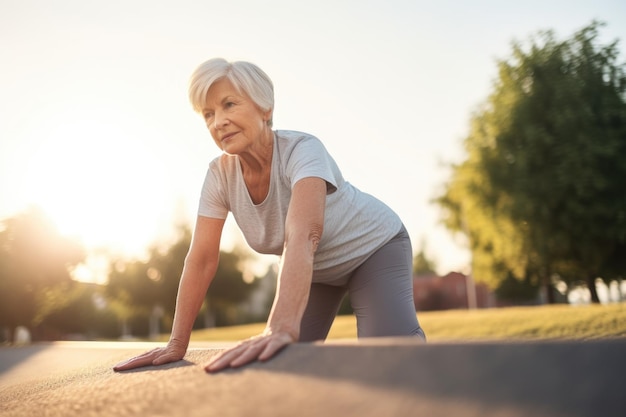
top-left (1, 0), bottom-right (625, 343)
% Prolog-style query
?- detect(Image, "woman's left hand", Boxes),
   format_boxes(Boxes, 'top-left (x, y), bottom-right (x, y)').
top-left (204, 330), bottom-right (295, 373)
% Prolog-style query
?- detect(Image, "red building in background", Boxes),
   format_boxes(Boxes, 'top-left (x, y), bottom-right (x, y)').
top-left (413, 272), bottom-right (495, 311)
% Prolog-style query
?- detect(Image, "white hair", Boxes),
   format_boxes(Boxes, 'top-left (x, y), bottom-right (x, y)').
top-left (188, 58), bottom-right (275, 127)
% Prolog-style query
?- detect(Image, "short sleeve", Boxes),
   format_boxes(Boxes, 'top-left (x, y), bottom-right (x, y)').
top-left (198, 158), bottom-right (230, 219)
top-left (284, 136), bottom-right (340, 194)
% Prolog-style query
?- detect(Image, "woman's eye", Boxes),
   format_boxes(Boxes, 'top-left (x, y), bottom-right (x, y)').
top-left (204, 112), bottom-right (214, 120)
top-left (225, 102), bottom-right (235, 108)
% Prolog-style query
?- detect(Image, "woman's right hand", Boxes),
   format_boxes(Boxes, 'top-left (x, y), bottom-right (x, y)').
top-left (113, 341), bottom-right (187, 372)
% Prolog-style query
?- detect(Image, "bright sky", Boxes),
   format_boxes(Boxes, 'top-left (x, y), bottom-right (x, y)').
top-left (1, 0), bottom-right (625, 280)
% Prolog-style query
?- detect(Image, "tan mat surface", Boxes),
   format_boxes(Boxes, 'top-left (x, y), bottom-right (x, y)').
top-left (0, 338), bottom-right (623, 417)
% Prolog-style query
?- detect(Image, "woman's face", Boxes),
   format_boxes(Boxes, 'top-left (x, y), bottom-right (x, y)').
top-left (202, 78), bottom-right (271, 155)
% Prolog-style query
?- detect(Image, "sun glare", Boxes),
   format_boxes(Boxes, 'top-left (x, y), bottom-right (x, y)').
top-left (21, 118), bottom-right (174, 259)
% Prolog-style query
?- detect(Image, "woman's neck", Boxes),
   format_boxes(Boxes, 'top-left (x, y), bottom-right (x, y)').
top-left (238, 129), bottom-right (274, 175)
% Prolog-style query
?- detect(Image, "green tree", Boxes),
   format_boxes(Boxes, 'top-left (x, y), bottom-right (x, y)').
top-left (436, 21), bottom-right (626, 303)
top-left (0, 207), bottom-right (84, 341)
top-left (105, 257), bottom-right (158, 336)
top-left (147, 224), bottom-right (192, 320)
top-left (413, 239), bottom-right (437, 276)
top-left (105, 224), bottom-right (260, 333)
top-left (204, 247), bottom-right (259, 326)
top-left (39, 282), bottom-right (119, 339)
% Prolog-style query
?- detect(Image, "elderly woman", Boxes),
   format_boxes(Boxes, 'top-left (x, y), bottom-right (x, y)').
top-left (114, 58), bottom-right (425, 373)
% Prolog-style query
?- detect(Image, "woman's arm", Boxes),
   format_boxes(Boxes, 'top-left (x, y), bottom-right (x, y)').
top-left (205, 177), bottom-right (326, 372)
top-left (169, 216), bottom-right (225, 349)
top-left (264, 177), bottom-right (326, 340)
top-left (113, 216), bottom-right (225, 371)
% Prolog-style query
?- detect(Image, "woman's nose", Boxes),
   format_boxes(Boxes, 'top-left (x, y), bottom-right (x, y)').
top-left (213, 110), bottom-right (229, 128)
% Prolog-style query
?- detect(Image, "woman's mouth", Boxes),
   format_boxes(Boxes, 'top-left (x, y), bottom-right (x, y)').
top-left (221, 132), bottom-right (237, 142)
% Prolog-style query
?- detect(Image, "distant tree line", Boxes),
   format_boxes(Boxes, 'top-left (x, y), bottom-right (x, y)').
top-left (0, 208), bottom-right (269, 343)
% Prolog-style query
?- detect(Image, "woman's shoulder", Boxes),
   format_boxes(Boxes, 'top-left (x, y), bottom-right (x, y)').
top-left (274, 130), bottom-right (327, 153)
top-left (209, 153), bottom-right (234, 165)
top-left (207, 153), bottom-right (238, 176)
top-left (275, 129), bottom-right (319, 142)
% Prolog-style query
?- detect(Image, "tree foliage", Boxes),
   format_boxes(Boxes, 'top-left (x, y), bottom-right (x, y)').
top-left (105, 224), bottom-right (260, 332)
top-left (435, 21), bottom-right (626, 303)
top-left (413, 239), bottom-right (438, 276)
top-left (0, 207), bottom-right (84, 340)
top-left (205, 247), bottom-right (260, 325)
top-left (38, 282), bottom-right (119, 339)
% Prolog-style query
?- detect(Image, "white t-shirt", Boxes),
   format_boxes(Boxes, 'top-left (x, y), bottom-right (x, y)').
top-left (198, 130), bottom-right (403, 283)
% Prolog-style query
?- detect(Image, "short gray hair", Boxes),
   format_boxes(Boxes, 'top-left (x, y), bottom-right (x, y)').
top-left (188, 58), bottom-right (274, 127)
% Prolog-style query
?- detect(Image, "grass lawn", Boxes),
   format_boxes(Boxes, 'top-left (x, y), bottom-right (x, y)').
top-left (188, 303), bottom-right (626, 343)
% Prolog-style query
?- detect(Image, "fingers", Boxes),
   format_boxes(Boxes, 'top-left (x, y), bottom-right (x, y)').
top-left (204, 333), bottom-right (293, 373)
top-left (113, 347), bottom-right (184, 372)
top-left (113, 351), bottom-right (158, 372)
top-left (205, 340), bottom-right (264, 372)
top-left (258, 335), bottom-right (290, 361)
top-left (152, 350), bottom-right (183, 366)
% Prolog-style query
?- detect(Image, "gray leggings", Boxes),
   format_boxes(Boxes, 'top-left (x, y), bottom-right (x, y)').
top-left (299, 226), bottom-right (426, 342)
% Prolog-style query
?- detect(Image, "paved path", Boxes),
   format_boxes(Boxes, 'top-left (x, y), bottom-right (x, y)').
top-left (0, 341), bottom-right (234, 387)
top-left (0, 338), bottom-right (624, 416)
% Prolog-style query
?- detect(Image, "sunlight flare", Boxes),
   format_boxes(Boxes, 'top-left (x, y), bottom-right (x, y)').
top-left (22, 117), bottom-right (172, 258)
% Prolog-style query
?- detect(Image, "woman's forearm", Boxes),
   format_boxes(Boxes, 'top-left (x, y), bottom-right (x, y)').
top-left (266, 236), bottom-right (317, 339)
top-left (169, 259), bottom-right (216, 348)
